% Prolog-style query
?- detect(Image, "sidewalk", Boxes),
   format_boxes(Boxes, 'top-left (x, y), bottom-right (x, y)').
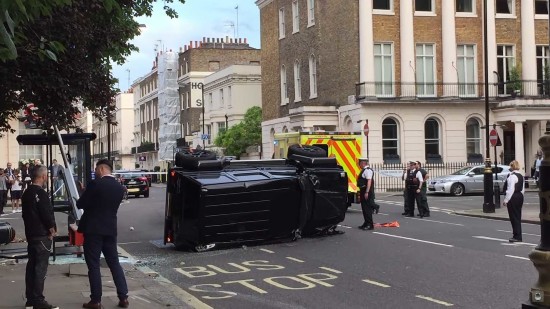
top-left (453, 202), bottom-right (541, 225)
top-left (0, 244), bottom-right (194, 309)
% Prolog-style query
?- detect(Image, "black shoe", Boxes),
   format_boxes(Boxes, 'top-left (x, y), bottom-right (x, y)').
top-left (401, 212), bottom-right (408, 215)
top-left (374, 205), bottom-right (380, 214)
top-left (365, 225), bottom-right (374, 230)
top-left (32, 301), bottom-right (59, 309)
top-left (358, 225), bottom-right (367, 230)
top-left (423, 214), bottom-right (430, 217)
top-left (405, 214), bottom-right (414, 217)
top-left (417, 214), bottom-right (423, 217)
top-left (509, 238), bottom-right (522, 243)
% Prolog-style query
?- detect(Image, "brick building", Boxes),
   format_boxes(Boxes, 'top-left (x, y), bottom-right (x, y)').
top-left (257, 0), bottom-right (550, 175)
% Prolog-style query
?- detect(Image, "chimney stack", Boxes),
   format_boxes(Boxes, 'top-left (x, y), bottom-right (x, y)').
top-left (244, 38), bottom-right (247, 44)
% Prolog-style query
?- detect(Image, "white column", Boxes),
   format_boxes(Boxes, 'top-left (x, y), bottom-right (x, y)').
top-left (486, 0), bottom-right (498, 96)
top-left (521, 0), bottom-right (537, 95)
top-left (514, 121), bottom-right (525, 174)
top-left (359, 0), bottom-right (374, 97)
top-left (442, 0), bottom-right (457, 96)
top-left (400, 0), bottom-right (415, 95)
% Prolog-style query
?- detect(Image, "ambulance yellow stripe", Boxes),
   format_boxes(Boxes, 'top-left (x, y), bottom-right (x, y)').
top-left (331, 141), bottom-right (357, 191)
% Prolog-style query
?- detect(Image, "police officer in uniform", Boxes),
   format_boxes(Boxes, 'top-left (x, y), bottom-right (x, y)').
top-left (357, 158), bottom-right (375, 230)
top-left (405, 161), bottom-right (423, 217)
top-left (415, 161), bottom-right (430, 217)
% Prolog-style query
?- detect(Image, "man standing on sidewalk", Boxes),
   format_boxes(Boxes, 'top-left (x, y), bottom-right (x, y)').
top-left (0, 168), bottom-right (8, 215)
top-left (78, 159), bottom-right (129, 309)
top-left (22, 165), bottom-right (58, 309)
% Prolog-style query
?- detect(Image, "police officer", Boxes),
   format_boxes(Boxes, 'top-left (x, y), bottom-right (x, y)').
top-left (415, 161), bottom-right (430, 217)
top-left (405, 161), bottom-right (423, 217)
top-left (357, 158), bottom-right (375, 230)
top-left (402, 161), bottom-right (415, 216)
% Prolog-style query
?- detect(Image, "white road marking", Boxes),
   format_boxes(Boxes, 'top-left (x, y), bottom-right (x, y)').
top-left (337, 224), bottom-right (352, 229)
top-left (118, 241), bottom-right (142, 245)
top-left (373, 232), bottom-right (454, 247)
top-left (404, 217), bottom-right (464, 226)
top-left (362, 279), bottom-right (391, 288)
top-left (376, 213), bottom-right (389, 216)
top-left (497, 230), bottom-right (540, 237)
top-left (319, 267), bottom-right (342, 274)
top-left (131, 295), bottom-right (151, 303)
top-left (472, 236), bottom-right (537, 246)
top-left (286, 257), bottom-right (305, 263)
top-left (260, 249), bottom-right (275, 254)
top-left (505, 255), bottom-right (530, 261)
top-left (416, 295), bottom-right (454, 306)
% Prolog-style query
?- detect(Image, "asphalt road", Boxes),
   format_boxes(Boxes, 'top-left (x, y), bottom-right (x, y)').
top-left (114, 186), bottom-right (540, 309)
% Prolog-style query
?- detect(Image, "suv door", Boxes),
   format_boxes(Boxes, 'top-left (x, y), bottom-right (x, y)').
top-left (470, 167), bottom-right (486, 192)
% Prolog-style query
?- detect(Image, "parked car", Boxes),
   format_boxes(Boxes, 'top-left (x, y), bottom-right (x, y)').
top-left (428, 164), bottom-right (511, 196)
top-left (140, 169), bottom-right (153, 186)
top-left (115, 171), bottom-right (150, 198)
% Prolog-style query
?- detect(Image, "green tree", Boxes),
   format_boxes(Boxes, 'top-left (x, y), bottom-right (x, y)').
top-left (0, 0), bottom-right (184, 134)
top-left (215, 106), bottom-right (262, 158)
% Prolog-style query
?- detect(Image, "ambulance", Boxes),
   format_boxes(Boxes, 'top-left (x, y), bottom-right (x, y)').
top-left (273, 132), bottom-right (362, 204)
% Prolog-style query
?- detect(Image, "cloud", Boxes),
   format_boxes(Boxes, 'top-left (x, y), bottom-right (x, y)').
top-left (112, 0), bottom-right (260, 91)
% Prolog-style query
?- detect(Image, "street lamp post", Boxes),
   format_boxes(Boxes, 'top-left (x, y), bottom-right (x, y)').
top-left (482, 0), bottom-right (495, 213)
top-left (524, 121), bottom-right (550, 308)
top-left (201, 83), bottom-right (205, 148)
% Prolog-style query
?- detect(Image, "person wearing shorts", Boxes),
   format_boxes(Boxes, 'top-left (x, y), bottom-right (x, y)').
top-left (11, 170), bottom-right (22, 213)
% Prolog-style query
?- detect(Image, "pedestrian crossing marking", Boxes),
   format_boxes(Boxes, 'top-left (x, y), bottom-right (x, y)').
top-left (318, 267), bottom-right (342, 274)
top-left (362, 279), bottom-right (390, 288)
top-left (260, 249), bottom-right (275, 254)
top-left (285, 257), bottom-right (305, 263)
top-left (416, 295), bottom-right (454, 306)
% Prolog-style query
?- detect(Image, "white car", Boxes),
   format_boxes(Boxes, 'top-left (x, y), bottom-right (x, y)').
top-left (428, 164), bottom-right (511, 196)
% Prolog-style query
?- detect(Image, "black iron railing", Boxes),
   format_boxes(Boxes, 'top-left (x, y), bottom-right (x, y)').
top-left (356, 80), bottom-right (550, 101)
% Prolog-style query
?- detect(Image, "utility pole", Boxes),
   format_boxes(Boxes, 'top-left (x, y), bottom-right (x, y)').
top-left (482, 0), bottom-right (495, 213)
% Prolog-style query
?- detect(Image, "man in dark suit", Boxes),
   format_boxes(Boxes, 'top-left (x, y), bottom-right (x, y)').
top-left (77, 159), bottom-right (128, 309)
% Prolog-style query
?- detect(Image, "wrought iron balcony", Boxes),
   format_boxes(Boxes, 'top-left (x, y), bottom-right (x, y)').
top-left (355, 80), bottom-right (550, 101)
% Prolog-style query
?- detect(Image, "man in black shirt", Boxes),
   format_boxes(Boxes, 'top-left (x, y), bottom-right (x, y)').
top-left (22, 165), bottom-right (58, 309)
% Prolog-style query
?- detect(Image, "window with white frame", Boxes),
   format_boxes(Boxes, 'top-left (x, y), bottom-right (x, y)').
top-left (279, 8), bottom-right (286, 39)
top-left (496, 45), bottom-right (515, 95)
top-left (294, 60), bottom-right (302, 102)
top-left (456, 0), bottom-right (474, 13)
top-left (466, 118), bottom-right (482, 156)
top-left (457, 44), bottom-right (476, 96)
top-left (206, 124), bottom-right (211, 144)
top-left (416, 44), bottom-right (436, 96)
top-left (382, 118), bottom-right (400, 162)
top-left (535, 0), bottom-right (549, 15)
top-left (415, 0), bottom-right (434, 12)
top-left (309, 54), bottom-right (318, 98)
top-left (281, 65), bottom-right (289, 104)
top-left (374, 43), bottom-right (394, 96)
top-left (228, 86), bottom-right (232, 107)
top-left (495, 0), bottom-right (514, 15)
top-left (187, 91), bottom-right (191, 108)
top-left (292, 0), bottom-right (299, 33)
top-left (307, 0), bottom-right (315, 26)
top-left (424, 118), bottom-right (441, 160)
top-left (217, 121), bottom-right (226, 134)
top-left (208, 92), bottom-right (213, 109)
top-left (219, 89), bottom-right (224, 108)
top-left (536, 46), bottom-right (549, 81)
top-left (18, 122), bottom-right (43, 160)
top-left (373, 0), bottom-right (392, 11)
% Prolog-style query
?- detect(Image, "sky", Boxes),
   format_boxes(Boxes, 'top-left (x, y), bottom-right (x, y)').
top-left (111, 0), bottom-right (261, 91)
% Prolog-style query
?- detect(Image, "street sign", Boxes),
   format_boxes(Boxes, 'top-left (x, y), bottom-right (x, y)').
top-left (139, 155), bottom-right (146, 162)
top-left (489, 129), bottom-right (499, 147)
top-left (363, 122), bottom-right (370, 136)
top-left (201, 134), bottom-right (210, 140)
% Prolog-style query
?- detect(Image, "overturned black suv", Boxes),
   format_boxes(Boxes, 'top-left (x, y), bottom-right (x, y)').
top-left (163, 145), bottom-right (349, 252)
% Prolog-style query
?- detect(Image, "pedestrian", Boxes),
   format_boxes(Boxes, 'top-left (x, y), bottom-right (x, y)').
top-left (0, 168), bottom-right (8, 215)
top-left (415, 161), bottom-right (430, 218)
top-left (357, 158), bottom-right (375, 230)
top-left (22, 162), bottom-right (31, 192)
top-left (77, 159), bottom-right (129, 309)
top-left (11, 169), bottom-right (22, 213)
top-left (503, 160), bottom-right (525, 243)
top-left (49, 159), bottom-right (62, 197)
top-left (534, 153), bottom-right (542, 187)
top-left (404, 161), bottom-right (423, 217)
top-left (5, 162), bottom-right (14, 200)
top-left (401, 163), bottom-right (413, 215)
top-left (21, 165), bottom-right (58, 309)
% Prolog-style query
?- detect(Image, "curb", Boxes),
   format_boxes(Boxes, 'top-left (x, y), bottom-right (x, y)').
top-left (453, 211), bottom-right (541, 225)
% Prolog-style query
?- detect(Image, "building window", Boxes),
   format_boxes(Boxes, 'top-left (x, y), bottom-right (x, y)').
top-left (281, 65), bottom-right (289, 104)
top-left (382, 118), bottom-right (400, 163)
top-left (456, 0), bottom-right (474, 13)
top-left (207, 124), bottom-right (212, 144)
top-left (536, 46), bottom-right (549, 95)
top-left (292, 0), bottom-right (299, 33)
top-left (294, 60), bottom-right (302, 102)
top-left (219, 89), bottom-right (224, 107)
top-left (208, 93), bottom-right (213, 109)
top-left (279, 7), bottom-right (286, 39)
top-left (535, 0), bottom-right (549, 15)
top-left (374, 43), bottom-right (394, 97)
top-left (18, 122), bottom-right (43, 160)
top-left (185, 61), bottom-right (189, 73)
top-left (496, 45), bottom-right (515, 95)
top-left (495, 0), bottom-right (514, 14)
top-left (416, 44), bottom-right (436, 96)
top-left (217, 122), bottom-right (226, 135)
top-left (187, 91), bottom-right (191, 108)
top-left (457, 44), bottom-right (476, 96)
top-left (466, 118), bottom-right (482, 157)
top-left (227, 86), bottom-right (232, 107)
top-left (425, 118), bottom-right (440, 161)
top-left (309, 54), bottom-right (318, 98)
top-left (307, 0), bottom-right (315, 27)
top-left (415, 0), bottom-right (434, 12)
top-left (373, 0), bottom-right (392, 10)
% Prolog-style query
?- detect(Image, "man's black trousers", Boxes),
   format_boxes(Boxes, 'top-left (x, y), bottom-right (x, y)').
top-left (507, 193), bottom-right (524, 241)
top-left (360, 196), bottom-right (374, 227)
top-left (25, 238), bottom-right (52, 304)
top-left (83, 234), bottom-right (128, 303)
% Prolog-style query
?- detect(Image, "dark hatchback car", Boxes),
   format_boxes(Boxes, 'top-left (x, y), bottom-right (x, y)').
top-left (117, 172), bottom-right (150, 198)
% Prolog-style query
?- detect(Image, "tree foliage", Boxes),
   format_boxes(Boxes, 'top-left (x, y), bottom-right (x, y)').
top-left (214, 106), bottom-right (262, 158)
top-left (0, 0), bottom-right (185, 134)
